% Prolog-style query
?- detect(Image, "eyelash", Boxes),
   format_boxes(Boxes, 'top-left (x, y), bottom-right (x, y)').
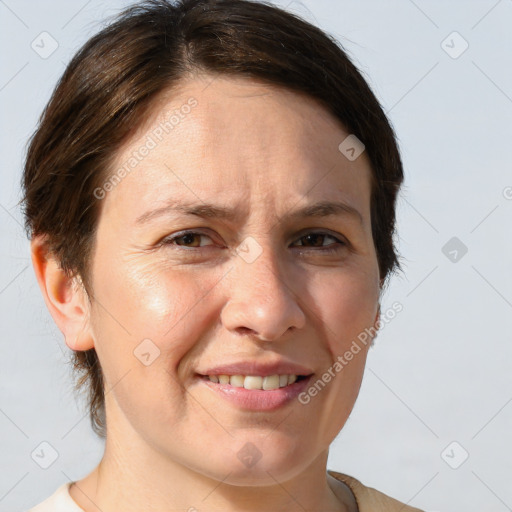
top-left (160, 230), bottom-right (347, 255)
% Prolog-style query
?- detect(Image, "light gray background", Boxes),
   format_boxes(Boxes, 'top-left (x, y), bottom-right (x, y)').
top-left (1, 0), bottom-right (511, 510)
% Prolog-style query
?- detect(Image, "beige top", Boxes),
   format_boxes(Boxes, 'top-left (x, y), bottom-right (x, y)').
top-left (328, 470), bottom-right (425, 511)
top-left (28, 471), bottom-right (425, 511)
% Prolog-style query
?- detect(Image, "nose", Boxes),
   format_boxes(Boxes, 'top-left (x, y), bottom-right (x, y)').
top-left (220, 241), bottom-right (306, 342)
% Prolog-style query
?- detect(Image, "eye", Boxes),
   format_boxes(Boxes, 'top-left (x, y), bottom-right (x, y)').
top-left (160, 230), bottom-right (346, 254)
top-left (161, 231), bottom-right (215, 248)
top-left (292, 232), bottom-right (346, 254)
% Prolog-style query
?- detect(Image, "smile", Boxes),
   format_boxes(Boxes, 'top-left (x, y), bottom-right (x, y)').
top-left (198, 374), bottom-right (313, 411)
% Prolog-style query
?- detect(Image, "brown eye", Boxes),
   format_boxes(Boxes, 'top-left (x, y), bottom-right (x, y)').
top-left (292, 232), bottom-right (346, 253)
top-left (162, 231), bottom-right (215, 248)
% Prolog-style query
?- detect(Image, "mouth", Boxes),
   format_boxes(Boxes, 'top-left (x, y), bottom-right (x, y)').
top-left (196, 373), bottom-right (314, 411)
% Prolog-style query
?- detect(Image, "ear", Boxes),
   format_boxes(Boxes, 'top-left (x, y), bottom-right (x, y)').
top-left (31, 235), bottom-right (94, 351)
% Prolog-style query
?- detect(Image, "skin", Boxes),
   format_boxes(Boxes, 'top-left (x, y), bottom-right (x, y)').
top-left (32, 73), bottom-right (382, 512)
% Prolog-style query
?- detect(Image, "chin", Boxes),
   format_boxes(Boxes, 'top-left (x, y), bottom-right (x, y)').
top-left (191, 436), bottom-right (313, 486)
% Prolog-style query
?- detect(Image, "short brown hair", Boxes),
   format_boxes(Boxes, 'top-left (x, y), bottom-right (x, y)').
top-left (21, 0), bottom-right (404, 438)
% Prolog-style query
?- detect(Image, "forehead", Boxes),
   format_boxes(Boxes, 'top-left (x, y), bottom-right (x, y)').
top-left (104, 74), bottom-right (373, 225)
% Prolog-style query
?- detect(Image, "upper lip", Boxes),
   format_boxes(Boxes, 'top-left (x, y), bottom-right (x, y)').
top-left (198, 361), bottom-right (315, 377)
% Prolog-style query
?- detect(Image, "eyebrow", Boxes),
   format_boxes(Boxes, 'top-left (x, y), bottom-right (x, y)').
top-left (135, 199), bottom-right (364, 226)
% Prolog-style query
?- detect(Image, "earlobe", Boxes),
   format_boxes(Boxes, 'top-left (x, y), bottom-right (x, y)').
top-left (30, 235), bottom-right (94, 351)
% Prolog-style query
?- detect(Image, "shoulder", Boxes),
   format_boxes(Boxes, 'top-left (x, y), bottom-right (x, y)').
top-left (27, 482), bottom-right (85, 512)
top-left (328, 470), bottom-right (425, 512)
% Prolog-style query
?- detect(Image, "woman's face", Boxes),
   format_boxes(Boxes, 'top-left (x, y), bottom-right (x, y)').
top-left (87, 74), bottom-right (381, 484)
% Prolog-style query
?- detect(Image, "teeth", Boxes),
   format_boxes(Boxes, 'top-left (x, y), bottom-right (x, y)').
top-left (244, 375), bottom-right (263, 390)
top-left (288, 374), bottom-right (297, 385)
top-left (262, 375), bottom-right (280, 390)
top-left (230, 375), bottom-right (245, 388)
top-left (218, 375), bottom-right (230, 384)
top-left (207, 374), bottom-right (300, 390)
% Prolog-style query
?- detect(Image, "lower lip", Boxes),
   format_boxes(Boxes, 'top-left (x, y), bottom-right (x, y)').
top-left (198, 375), bottom-right (313, 411)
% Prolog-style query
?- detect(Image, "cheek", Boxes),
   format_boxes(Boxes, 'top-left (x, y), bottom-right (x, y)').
top-left (304, 270), bottom-right (377, 433)
top-left (90, 259), bottom-right (226, 382)
top-left (89, 263), bottom-right (226, 431)
top-left (307, 265), bottom-right (380, 354)
top-left (295, 272), bottom-right (376, 449)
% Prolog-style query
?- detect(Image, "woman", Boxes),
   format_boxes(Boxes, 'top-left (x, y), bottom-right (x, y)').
top-left (23, 0), bottom-right (424, 510)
